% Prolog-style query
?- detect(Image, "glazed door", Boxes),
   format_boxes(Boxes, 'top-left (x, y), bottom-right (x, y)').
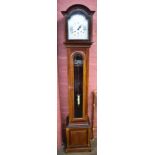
top-left (73, 53), bottom-right (83, 118)
top-left (68, 48), bottom-right (89, 123)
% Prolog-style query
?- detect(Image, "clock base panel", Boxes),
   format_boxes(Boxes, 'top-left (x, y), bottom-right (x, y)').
top-left (65, 120), bottom-right (91, 152)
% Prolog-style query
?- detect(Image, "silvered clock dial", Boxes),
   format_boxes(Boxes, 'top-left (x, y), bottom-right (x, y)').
top-left (68, 13), bottom-right (88, 40)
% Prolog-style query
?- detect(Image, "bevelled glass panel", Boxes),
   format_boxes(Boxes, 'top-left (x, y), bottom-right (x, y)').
top-left (73, 54), bottom-right (83, 118)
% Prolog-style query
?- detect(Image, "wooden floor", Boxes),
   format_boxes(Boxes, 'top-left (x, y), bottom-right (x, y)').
top-left (57, 139), bottom-right (97, 155)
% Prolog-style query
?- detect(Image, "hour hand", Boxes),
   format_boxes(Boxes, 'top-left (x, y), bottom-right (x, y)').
top-left (77, 25), bottom-right (81, 30)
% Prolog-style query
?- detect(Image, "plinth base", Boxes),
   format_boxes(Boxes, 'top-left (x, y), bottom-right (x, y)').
top-left (66, 146), bottom-right (91, 152)
top-left (65, 120), bottom-right (91, 152)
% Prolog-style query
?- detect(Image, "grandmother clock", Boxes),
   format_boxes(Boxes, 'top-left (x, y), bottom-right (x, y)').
top-left (62, 4), bottom-right (95, 152)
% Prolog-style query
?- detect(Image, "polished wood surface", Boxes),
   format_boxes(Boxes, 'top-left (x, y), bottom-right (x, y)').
top-left (66, 120), bottom-right (91, 152)
top-left (65, 46), bottom-right (91, 152)
top-left (61, 4), bottom-right (95, 152)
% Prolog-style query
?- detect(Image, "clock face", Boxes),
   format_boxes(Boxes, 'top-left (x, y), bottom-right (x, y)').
top-left (68, 13), bottom-right (88, 40)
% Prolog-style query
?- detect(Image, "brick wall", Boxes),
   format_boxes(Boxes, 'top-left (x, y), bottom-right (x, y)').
top-left (57, 81), bottom-right (62, 149)
top-left (57, 0), bottom-right (97, 146)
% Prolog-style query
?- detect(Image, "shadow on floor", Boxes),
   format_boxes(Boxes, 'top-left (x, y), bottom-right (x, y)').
top-left (57, 139), bottom-right (97, 155)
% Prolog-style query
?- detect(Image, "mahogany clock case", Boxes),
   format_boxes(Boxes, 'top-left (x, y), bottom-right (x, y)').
top-left (61, 4), bottom-right (95, 152)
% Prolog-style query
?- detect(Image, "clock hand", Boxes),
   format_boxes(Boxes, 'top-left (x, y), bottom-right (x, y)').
top-left (77, 25), bottom-right (81, 30)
